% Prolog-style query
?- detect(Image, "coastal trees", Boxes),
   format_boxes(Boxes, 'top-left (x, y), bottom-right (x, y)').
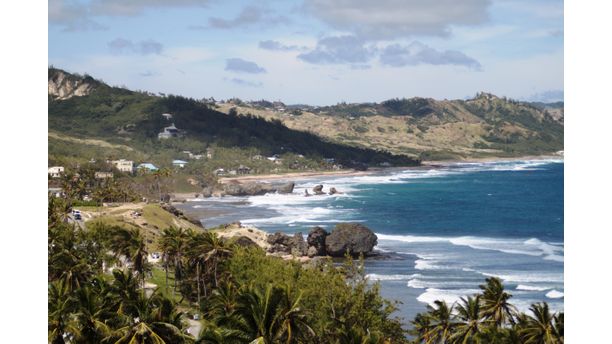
top-left (407, 281), bottom-right (564, 344)
top-left (478, 277), bottom-right (517, 327)
top-left (518, 303), bottom-right (563, 344)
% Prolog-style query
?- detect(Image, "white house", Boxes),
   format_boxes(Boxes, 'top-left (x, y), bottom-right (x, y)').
top-left (158, 123), bottom-right (180, 139)
top-left (172, 160), bottom-right (188, 168)
top-left (161, 113), bottom-right (173, 120)
top-left (111, 159), bottom-right (134, 173)
top-left (48, 166), bottom-right (64, 178)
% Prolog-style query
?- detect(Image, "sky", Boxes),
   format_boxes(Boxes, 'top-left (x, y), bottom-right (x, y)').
top-left (48, 0), bottom-right (564, 105)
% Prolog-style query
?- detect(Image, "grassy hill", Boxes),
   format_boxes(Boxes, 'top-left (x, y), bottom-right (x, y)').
top-left (215, 93), bottom-right (564, 160)
top-left (48, 68), bottom-right (419, 172)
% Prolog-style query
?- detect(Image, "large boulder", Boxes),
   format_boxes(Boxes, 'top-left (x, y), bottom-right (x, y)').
top-left (277, 182), bottom-right (295, 194)
top-left (266, 232), bottom-right (307, 256)
top-left (325, 223), bottom-right (378, 257)
top-left (290, 232), bottom-right (308, 256)
top-left (222, 182), bottom-right (275, 196)
top-left (313, 184), bottom-right (325, 195)
top-left (307, 226), bottom-right (329, 256)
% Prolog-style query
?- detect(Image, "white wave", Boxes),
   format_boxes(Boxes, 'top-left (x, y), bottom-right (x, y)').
top-left (481, 271), bottom-right (564, 284)
top-left (408, 279), bottom-right (428, 289)
top-left (544, 254), bottom-right (564, 262)
top-left (415, 259), bottom-right (443, 271)
top-left (376, 234), bottom-right (564, 262)
top-left (366, 274), bottom-right (414, 281)
top-left (417, 288), bottom-right (480, 306)
top-left (516, 284), bottom-right (549, 291)
top-left (546, 290), bottom-right (564, 299)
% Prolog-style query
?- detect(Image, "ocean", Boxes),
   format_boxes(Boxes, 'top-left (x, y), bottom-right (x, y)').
top-left (177, 159), bottom-right (564, 323)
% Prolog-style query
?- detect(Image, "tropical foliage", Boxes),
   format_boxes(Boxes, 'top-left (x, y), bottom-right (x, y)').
top-left (408, 277), bottom-right (564, 344)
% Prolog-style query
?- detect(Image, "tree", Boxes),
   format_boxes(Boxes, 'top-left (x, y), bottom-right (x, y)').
top-left (110, 228), bottom-right (150, 287)
top-left (109, 291), bottom-right (190, 343)
top-left (451, 296), bottom-right (485, 344)
top-left (48, 280), bottom-right (79, 344)
top-left (232, 284), bottom-right (314, 343)
top-left (518, 303), bottom-right (563, 344)
top-left (409, 313), bottom-right (433, 343)
top-left (478, 277), bottom-right (517, 327)
top-left (160, 227), bottom-right (189, 297)
top-left (72, 284), bottom-right (113, 343)
top-left (424, 300), bottom-right (456, 344)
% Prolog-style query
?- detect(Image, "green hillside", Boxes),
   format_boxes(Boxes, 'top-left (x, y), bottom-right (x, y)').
top-left (48, 68), bottom-right (419, 171)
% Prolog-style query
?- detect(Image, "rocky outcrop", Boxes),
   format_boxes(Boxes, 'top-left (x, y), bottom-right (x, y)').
top-left (277, 182), bottom-right (295, 194)
top-left (313, 185), bottom-right (325, 195)
top-left (329, 187), bottom-right (341, 195)
top-left (48, 69), bottom-right (97, 100)
top-left (307, 226), bottom-right (329, 256)
top-left (267, 232), bottom-right (307, 256)
top-left (325, 223), bottom-right (378, 257)
top-left (210, 181), bottom-right (297, 197)
top-left (160, 203), bottom-right (204, 228)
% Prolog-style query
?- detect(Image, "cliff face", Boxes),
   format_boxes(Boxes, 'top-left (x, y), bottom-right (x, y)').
top-left (48, 68), bottom-right (97, 100)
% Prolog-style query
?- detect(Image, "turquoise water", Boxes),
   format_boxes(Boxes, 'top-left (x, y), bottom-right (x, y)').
top-left (180, 159), bottom-right (564, 323)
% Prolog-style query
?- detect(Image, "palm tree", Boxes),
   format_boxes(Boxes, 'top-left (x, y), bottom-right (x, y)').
top-left (518, 303), bottom-right (563, 344)
top-left (201, 231), bottom-right (233, 288)
top-left (195, 321), bottom-right (249, 344)
top-left (186, 231), bottom-right (232, 304)
top-left (48, 280), bottom-right (79, 344)
top-left (109, 290), bottom-right (191, 343)
top-left (451, 296), bottom-right (485, 344)
top-left (110, 228), bottom-right (149, 287)
top-left (478, 277), bottom-right (517, 327)
top-left (424, 300), bottom-right (456, 344)
top-left (72, 285), bottom-right (113, 343)
top-left (233, 284), bottom-right (314, 343)
top-left (160, 227), bottom-right (189, 297)
top-left (409, 313), bottom-right (433, 343)
top-left (109, 269), bottom-right (140, 316)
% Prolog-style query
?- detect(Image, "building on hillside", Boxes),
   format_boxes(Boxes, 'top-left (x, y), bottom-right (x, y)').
top-left (161, 113), bottom-right (173, 120)
top-left (111, 159), bottom-right (134, 173)
top-left (213, 168), bottom-right (227, 176)
top-left (251, 155), bottom-right (264, 160)
top-left (172, 160), bottom-right (188, 168)
top-left (158, 123), bottom-right (180, 139)
top-left (48, 166), bottom-right (65, 178)
top-left (137, 163), bottom-right (159, 173)
top-left (94, 171), bottom-right (114, 179)
top-left (206, 148), bottom-right (214, 159)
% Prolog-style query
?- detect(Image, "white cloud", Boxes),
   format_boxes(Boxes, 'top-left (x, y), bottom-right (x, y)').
top-left (304, 0), bottom-right (492, 39)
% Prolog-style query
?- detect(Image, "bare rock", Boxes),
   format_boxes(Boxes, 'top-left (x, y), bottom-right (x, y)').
top-left (325, 223), bottom-right (378, 257)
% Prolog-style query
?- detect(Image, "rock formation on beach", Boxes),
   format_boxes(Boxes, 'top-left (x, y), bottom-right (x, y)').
top-left (265, 223), bottom-right (378, 259)
top-left (205, 181), bottom-right (297, 196)
top-left (267, 232), bottom-right (308, 256)
top-left (313, 184), bottom-right (325, 195)
top-left (325, 223), bottom-right (378, 257)
top-left (307, 226), bottom-right (329, 256)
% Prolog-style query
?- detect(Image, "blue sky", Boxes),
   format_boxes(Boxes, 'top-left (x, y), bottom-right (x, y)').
top-left (48, 0), bottom-right (563, 105)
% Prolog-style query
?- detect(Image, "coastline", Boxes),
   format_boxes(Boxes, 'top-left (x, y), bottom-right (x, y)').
top-left (213, 153), bottom-right (564, 185)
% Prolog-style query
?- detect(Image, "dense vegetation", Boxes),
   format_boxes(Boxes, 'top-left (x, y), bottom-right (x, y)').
top-left (48, 68), bottom-right (419, 171)
top-left (409, 278), bottom-right (563, 343)
top-left (48, 199), bottom-right (409, 343)
top-left (49, 194), bottom-right (564, 343)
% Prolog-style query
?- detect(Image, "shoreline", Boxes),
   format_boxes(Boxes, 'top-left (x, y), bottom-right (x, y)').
top-left (215, 154), bottom-right (563, 185)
